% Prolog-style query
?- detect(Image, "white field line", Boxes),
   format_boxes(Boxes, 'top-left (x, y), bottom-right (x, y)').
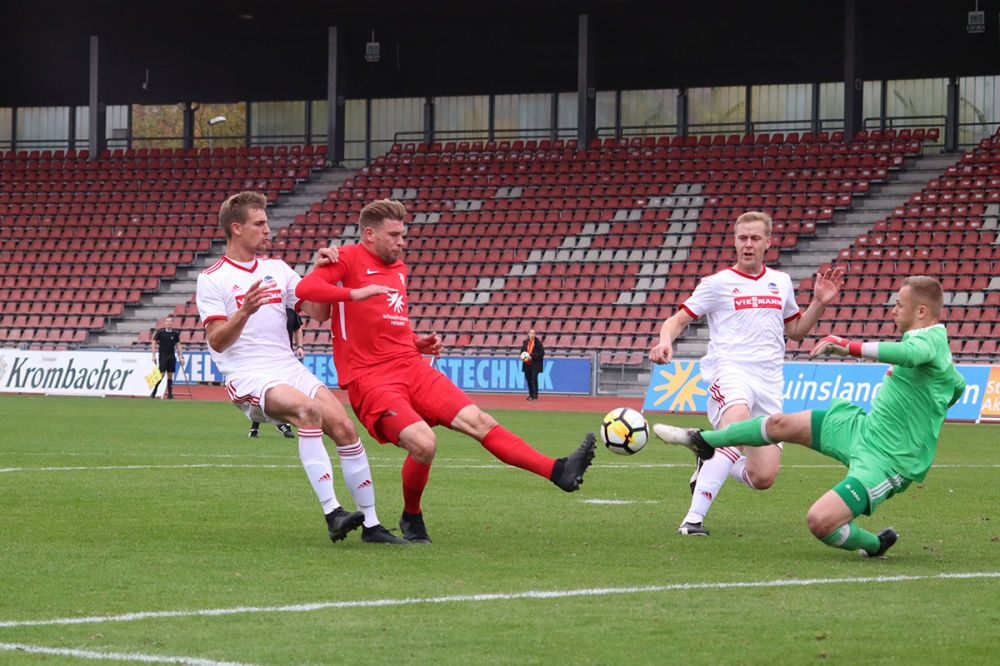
top-left (1, 572), bottom-right (997, 630)
top-left (0, 642), bottom-right (259, 666)
top-left (3, 462), bottom-right (997, 475)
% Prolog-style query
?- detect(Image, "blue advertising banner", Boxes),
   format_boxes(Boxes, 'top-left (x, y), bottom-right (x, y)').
top-left (178, 352), bottom-right (591, 395)
top-left (644, 360), bottom-right (989, 421)
top-left (432, 356), bottom-right (592, 394)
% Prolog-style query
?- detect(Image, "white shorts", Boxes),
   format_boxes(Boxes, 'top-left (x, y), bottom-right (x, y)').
top-left (705, 370), bottom-right (783, 431)
top-left (225, 360), bottom-right (324, 426)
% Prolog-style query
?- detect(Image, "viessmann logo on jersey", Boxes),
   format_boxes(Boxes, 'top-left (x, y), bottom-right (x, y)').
top-left (235, 289), bottom-right (283, 308)
top-left (733, 295), bottom-right (782, 310)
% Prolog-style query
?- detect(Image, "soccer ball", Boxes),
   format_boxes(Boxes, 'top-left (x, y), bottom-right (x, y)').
top-left (520, 351), bottom-right (532, 362)
top-left (600, 407), bottom-right (648, 456)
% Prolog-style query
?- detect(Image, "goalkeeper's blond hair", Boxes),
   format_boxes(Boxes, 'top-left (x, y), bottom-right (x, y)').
top-left (902, 276), bottom-right (943, 320)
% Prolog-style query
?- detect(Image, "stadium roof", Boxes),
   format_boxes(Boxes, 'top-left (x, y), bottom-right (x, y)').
top-left (1, 0), bottom-right (998, 107)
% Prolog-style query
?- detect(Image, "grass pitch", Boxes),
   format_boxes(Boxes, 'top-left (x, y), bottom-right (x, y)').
top-left (1, 394), bottom-right (998, 665)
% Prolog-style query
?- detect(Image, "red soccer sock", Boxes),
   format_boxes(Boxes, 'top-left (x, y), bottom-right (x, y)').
top-left (401, 455), bottom-right (431, 515)
top-left (480, 426), bottom-right (556, 479)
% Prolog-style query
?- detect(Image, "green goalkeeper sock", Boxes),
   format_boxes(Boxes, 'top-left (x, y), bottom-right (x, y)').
top-left (819, 521), bottom-right (881, 553)
top-left (700, 416), bottom-right (773, 448)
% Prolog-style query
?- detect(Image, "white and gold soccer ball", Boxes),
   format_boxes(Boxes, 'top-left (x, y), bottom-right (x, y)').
top-left (600, 407), bottom-right (648, 456)
top-left (520, 351), bottom-right (532, 362)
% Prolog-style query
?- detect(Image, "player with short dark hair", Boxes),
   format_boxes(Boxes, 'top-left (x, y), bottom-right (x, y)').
top-left (197, 191), bottom-right (406, 545)
top-left (296, 198), bottom-right (596, 544)
top-left (151, 315), bottom-right (184, 399)
top-left (654, 276), bottom-right (965, 557)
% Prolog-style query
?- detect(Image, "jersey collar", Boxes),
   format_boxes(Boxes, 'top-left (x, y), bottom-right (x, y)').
top-left (728, 265), bottom-right (767, 281)
top-left (222, 256), bottom-right (259, 273)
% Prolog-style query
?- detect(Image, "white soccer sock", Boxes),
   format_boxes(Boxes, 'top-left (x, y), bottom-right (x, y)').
top-left (298, 428), bottom-right (340, 515)
top-left (683, 446), bottom-right (741, 524)
top-left (727, 455), bottom-right (758, 489)
top-left (337, 440), bottom-right (379, 528)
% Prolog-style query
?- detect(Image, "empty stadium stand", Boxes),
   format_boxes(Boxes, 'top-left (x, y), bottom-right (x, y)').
top-left (268, 130), bottom-right (987, 365)
top-left (0, 145), bottom-right (324, 350)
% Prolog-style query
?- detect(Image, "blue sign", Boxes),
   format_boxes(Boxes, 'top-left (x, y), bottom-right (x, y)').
top-left (432, 356), bottom-right (592, 394)
top-left (644, 360), bottom-right (988, 422)
top-left (178, 351), bottom-right (591, 395)
top-left (175, 352), bottom-right (338, 386)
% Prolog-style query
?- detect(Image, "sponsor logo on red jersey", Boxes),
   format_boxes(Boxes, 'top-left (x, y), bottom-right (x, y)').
top-left (235, 288), bottom-right (282, 308)
top-left (733, 294), bottom-right (782, 310)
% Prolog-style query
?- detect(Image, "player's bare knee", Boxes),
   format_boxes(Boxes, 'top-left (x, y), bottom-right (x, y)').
top-left (409, 436), bottom-right (436, 465)
top-left (806, 507), bottom-right (835, 538)
top-left (325, 415), bottom-right (358, 446)
top-left (298, 400), bottom-right (323, 429)
top-left (766, 413), bottom-right (792, 439)
top-left (748, 467), bottom-right (777, 490)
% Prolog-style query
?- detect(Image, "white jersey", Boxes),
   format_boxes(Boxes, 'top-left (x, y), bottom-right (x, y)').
top-left (196, 256), bottom-right (303, 378)
top-left (680, 266), bottom-right (800, 387)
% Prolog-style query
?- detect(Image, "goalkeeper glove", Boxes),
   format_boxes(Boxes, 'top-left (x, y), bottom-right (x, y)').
top-left (810, 335), bottom-right (864, 358)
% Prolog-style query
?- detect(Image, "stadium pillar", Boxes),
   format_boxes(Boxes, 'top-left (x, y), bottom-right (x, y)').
top-left (245, 101), bottom-right (252, 148)
top-left (577, 14), bottom-right (596, 151)
top-left (326, 27), bottom-right (346, 166)
top-left (879, 80), bottom-right (888, 131)
top-left (488, 95), bottom-right (496, 143)
top-left (304, 101), bottom-right (312, 147)
top-left (843, 0), bottom-right (864, 142)
top-left (945, 76), bottom-right (959, 153)
top-left (365, 98), bottom-right (372, 166)
top-left (182, 103), bottom-right (195, 151)
top-left (424, 96), bottom-right (435, 146)
top-left (550, 93), bottom-right (559, 142)
top-left (88, 36), bottom-right (106, 160)
top-left (614, 90), bottom-right (622, 141)
top-left (677, 88), bottom-right (688, 138)
top-left (68, 106), bottom-right (76, 152)
top-left (744, 85), bottom-right (753, 135)
top-left (811, 83), bottom-right (821, 135)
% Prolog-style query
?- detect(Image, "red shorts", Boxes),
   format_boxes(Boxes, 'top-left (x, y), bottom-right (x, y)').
top-left (346, 356), bottom-right (473, 445)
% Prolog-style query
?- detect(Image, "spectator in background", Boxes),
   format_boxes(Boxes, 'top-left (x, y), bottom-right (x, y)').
top-left (519, 328), bottom-right (544, 401)
top-left (151, 315), bottom-right (184, 399)
top-left (249, 306), bottom-right (303, 438)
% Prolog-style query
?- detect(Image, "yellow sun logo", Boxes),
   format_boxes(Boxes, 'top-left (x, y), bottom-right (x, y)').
top-left (651, 362), bottom-right (708, 411)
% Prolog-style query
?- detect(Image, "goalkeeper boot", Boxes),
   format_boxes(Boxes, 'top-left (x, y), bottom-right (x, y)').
top-left (324, 506), bottom-right (365, 543)
top-left (551, 432), bottom-right (597, 492)
top-left (399, 511), bottom-right (432, 544)
top-left (861, 527), bottom-right (898, 558)
top-left (652, 424), bottom-right (716, 461)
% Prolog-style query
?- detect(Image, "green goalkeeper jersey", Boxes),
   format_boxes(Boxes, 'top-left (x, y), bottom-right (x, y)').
top-left (861, 324), bottom-right (966, 483)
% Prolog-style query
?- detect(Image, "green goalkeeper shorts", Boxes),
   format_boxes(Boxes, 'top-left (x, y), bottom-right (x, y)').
top-left (811, 398), bottom-right (911, 516)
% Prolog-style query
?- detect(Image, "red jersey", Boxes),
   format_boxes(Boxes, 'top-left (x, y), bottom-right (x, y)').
top-left (295, 243), bottom-right (419, 386)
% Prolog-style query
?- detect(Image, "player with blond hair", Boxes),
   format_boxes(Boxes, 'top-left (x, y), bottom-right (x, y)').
top-left (650, 211), bottom-right (844, 536)
top-left (654, 276), bottom-right (965, 557)
top-left (196, 191), bottom-right (406, 545)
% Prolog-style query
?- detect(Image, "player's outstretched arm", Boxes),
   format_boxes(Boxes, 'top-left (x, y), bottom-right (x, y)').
top-left (810, 333), bottom-right (935, 368)
top-left (649, 309), bottom-right (694, 364)
top-left (296, 267), bottom-right (353, 304)
top-left (785, 267), bottom-right (845, 341)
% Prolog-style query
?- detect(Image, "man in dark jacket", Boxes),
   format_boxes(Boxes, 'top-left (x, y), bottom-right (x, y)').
top-left (519, 329), bottom-right (544, 401)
